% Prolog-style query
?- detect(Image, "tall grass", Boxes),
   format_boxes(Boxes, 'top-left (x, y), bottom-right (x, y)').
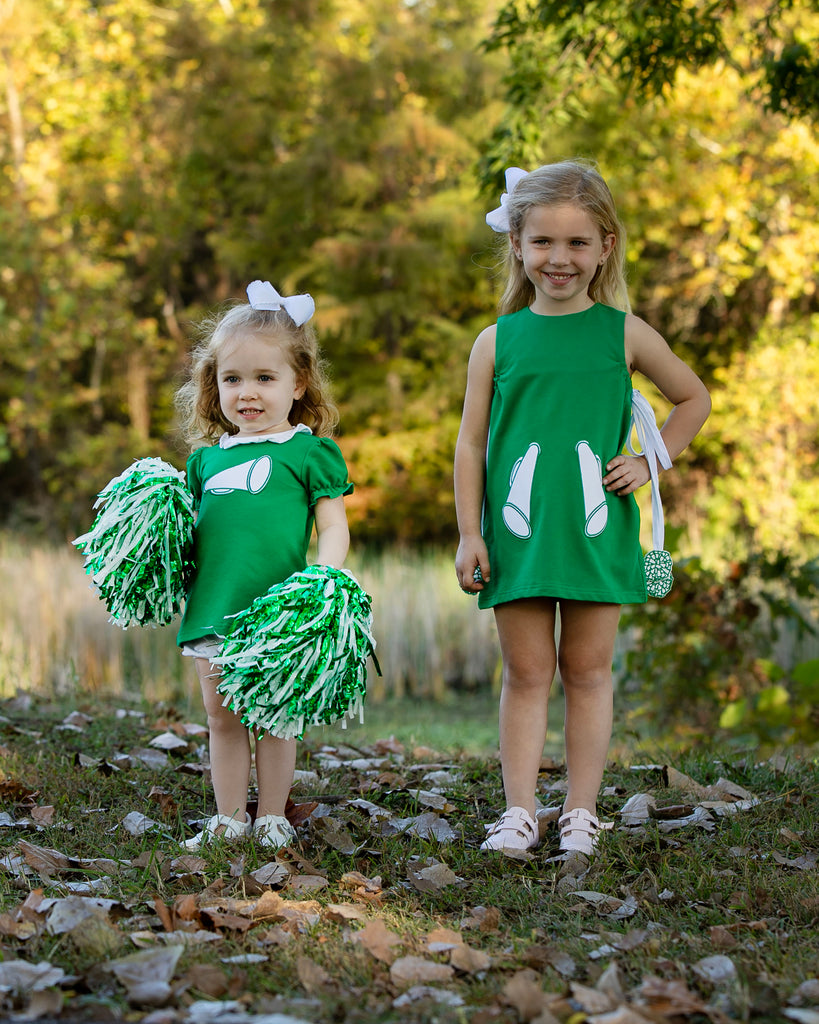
top-left (0, 534), bottom-right (195, 702)
top-left (0, 535), bottom-right (501, 705)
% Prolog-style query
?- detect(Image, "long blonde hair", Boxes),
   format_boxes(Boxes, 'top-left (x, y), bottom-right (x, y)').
top-left (175, 304), bottom-right (339, 449)
top-left (497, 159), bottom-right (631, 315)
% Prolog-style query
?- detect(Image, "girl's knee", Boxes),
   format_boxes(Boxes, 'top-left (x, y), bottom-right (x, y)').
top-left (502, 662), bottom-right (553, 695)
top-left (558, 661), bottom-right (612, 692)
top-left (205, 701), bottom-right (245, 737)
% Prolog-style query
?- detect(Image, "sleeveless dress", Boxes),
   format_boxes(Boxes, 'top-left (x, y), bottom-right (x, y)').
top-left (177, 426), bottom-right (353, 645)
top-left (478, 303), bottom-right (647, 609)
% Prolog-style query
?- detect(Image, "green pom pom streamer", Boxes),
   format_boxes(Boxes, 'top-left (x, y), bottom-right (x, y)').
top-left (213, 565), bottom-right (380, 741)
top-left (73, 458), bottom-right (195, 628)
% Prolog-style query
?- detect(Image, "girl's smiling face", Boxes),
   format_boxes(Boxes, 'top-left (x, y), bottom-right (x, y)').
top-left (217, 332), bottom-right (305, 436)
top-left (512, 203), bottom-right (615, 315)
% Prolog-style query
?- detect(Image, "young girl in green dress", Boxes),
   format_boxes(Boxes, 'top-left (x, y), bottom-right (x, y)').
top-left (175, 282), bottom-right (352, 851)
top-left (454, 161), bottom-right (710, 855)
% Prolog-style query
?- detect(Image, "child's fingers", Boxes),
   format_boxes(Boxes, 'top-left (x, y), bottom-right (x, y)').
top-left (457, 556), bottom-right (489, 594)
top-left (604, 455), bottom-right (648, 494)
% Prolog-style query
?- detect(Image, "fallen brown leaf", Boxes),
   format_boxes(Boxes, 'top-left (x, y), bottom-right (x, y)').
top-left (351, 917), bottom-right (403, 964)
top-left (0, 912), bottom-right (38, 940)
top-left (340, 869), bottom-right (382, 890)
top-left (147, 786), bottom-right (178, 817)
top-left (198, 908), bottom-right (254, 934)
top-left (181, 962), bottom-right (231, 997)
top-left (524, 943), bottom-right (576, 977)
top-left (406, 859), bottom-right (462, 893)
top-left (288, 873), bottom-right (329, 894)
top-left (461, 905), bottom-right (501, 933)
top-left (570, 980), bottom-right (616, 1015)
top-left (29, 805), bottom-right (55, 826)
top-left (296, 954), bottom-right (332, 994)
top-left (635, 976), bottom-right (710, 1017)
top-left (104, 944), bottom-right (183, 1007)
top-left (389, 955), bottom-right (454, 986)
top-left (69, 913), bottom-right (124, 958)
top-left (309, 815), bottom-right (358, 854)
top-left (425, 926), bottom-right (463, 952)
top-left (323, 902), bottom-right (368, 924)
top-left (502, 969), bottom-right (552, 1022)
top-left (284, 797), bottom-right (319, 827)
top-left (450, 942), bottom-right (491, 973)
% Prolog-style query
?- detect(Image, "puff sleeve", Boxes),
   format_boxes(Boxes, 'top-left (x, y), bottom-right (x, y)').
top-left (303, 437), bottom-right (353, 507)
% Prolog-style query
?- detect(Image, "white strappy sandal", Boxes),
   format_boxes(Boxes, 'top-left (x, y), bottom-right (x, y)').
top-left (182, 812), bottom-right (251, 851)
top-left (558, 808), bottom-right (602, 856)
top-left (253, 814), bottom-right (296, 850)
top-left (480, 806), bottom-right (538, 851)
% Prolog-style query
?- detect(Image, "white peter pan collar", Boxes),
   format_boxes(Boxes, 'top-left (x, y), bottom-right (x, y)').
top-left (218, 423), bottom-right (312, 449)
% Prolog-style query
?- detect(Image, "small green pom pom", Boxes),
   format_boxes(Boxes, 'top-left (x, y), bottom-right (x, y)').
top-left (645, 549), bottom-right (673, 598)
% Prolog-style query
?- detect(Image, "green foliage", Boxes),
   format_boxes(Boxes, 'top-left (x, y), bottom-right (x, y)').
top-left (620, 552), bottom-right (819, 745)
top-left (718, 657), bottom-right (819, 745)
top-left (483, 0), bottom-right (819, 177)
top-left (0, 0), bottom-right (502, 543)
top-left (698, 316), bottom-right (819, 556)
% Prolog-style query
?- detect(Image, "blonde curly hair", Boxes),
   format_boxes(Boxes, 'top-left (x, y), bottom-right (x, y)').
top-left (175, 303), bottom-right (338, 450)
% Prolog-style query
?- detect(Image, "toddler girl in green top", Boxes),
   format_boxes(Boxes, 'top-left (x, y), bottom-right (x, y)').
top-left (175, 281), bottom-right (352, 851)
top-left (454, 161), bottom-right (711, 856)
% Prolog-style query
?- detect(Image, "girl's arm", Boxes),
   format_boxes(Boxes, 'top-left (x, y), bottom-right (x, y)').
top-left (314, 495), bottom-right (350, 569)
top-left (604, 315), bottom-right (711, 495)
top-left (454, 325), bottom-right (496, 593)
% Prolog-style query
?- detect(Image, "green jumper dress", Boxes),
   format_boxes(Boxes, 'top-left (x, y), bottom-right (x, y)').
top-left (478, 303), bottom-right (647, 609)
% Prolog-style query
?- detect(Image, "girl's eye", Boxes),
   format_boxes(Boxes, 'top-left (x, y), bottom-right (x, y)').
top-left (258, 375), bottom-right (273, 382)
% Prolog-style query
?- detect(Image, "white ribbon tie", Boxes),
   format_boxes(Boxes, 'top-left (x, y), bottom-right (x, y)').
top-left (246, 280), bottom-right (315, 326)
top-left (627, 390), bottom-right (672, 552)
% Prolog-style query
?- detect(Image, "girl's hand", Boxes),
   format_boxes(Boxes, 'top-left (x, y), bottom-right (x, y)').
top-left (603, 454), bottom-right (650, 496)
top-left (455, 536), bottom-right (490, 594)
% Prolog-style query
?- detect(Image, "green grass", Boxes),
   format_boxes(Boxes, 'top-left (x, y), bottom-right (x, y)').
top-left (322, 689), bottom-right (566, 758)
top-left (1, 694), bottom-right (817, 1023)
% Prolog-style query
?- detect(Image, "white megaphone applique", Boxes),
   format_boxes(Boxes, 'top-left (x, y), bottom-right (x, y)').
top-left (502, 442), bottom-right (540, 540)
top-left (204, 456), bottom-right (273, 495)
top-left (576, 440), bottom-right (608, 537)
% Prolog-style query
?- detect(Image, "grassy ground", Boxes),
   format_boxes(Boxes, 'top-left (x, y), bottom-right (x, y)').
top-left (322, 690), bottom-right (563, 758)
top-left (1, 694), bottom-right (817, 1023)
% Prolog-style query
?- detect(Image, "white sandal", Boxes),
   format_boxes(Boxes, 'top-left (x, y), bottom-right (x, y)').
top-left (480, 806), bottom-right (538, 851)
top-left (182, 812), bottom-right (251, 851)
top-left (558, 807), bottom-right (601, 856)
top-left (253, 814), bottom-right (296, 850)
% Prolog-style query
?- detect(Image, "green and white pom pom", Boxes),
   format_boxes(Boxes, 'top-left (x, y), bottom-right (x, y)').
top-left (73, 457), bottom-right (195, 628)
top-left (213, 565), bottom-right (378, 741)
top-left (645, 549), bottom-right (674, 599)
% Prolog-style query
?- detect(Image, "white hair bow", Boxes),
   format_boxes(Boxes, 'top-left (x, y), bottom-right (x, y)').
top-left (246, 280), bottom-right (315, 326)
top-left (485, 167), bottom-right (530, 233)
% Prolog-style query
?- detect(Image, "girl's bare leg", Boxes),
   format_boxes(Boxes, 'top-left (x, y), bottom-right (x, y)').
top-left (254, 734), bottom-right (297, 817)
top-left (556, 601), bottom-right (620, 814)
top-left (493, 598), bottom-right (558, 818)
top-left (195, 658), bottom-right (250, 821)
